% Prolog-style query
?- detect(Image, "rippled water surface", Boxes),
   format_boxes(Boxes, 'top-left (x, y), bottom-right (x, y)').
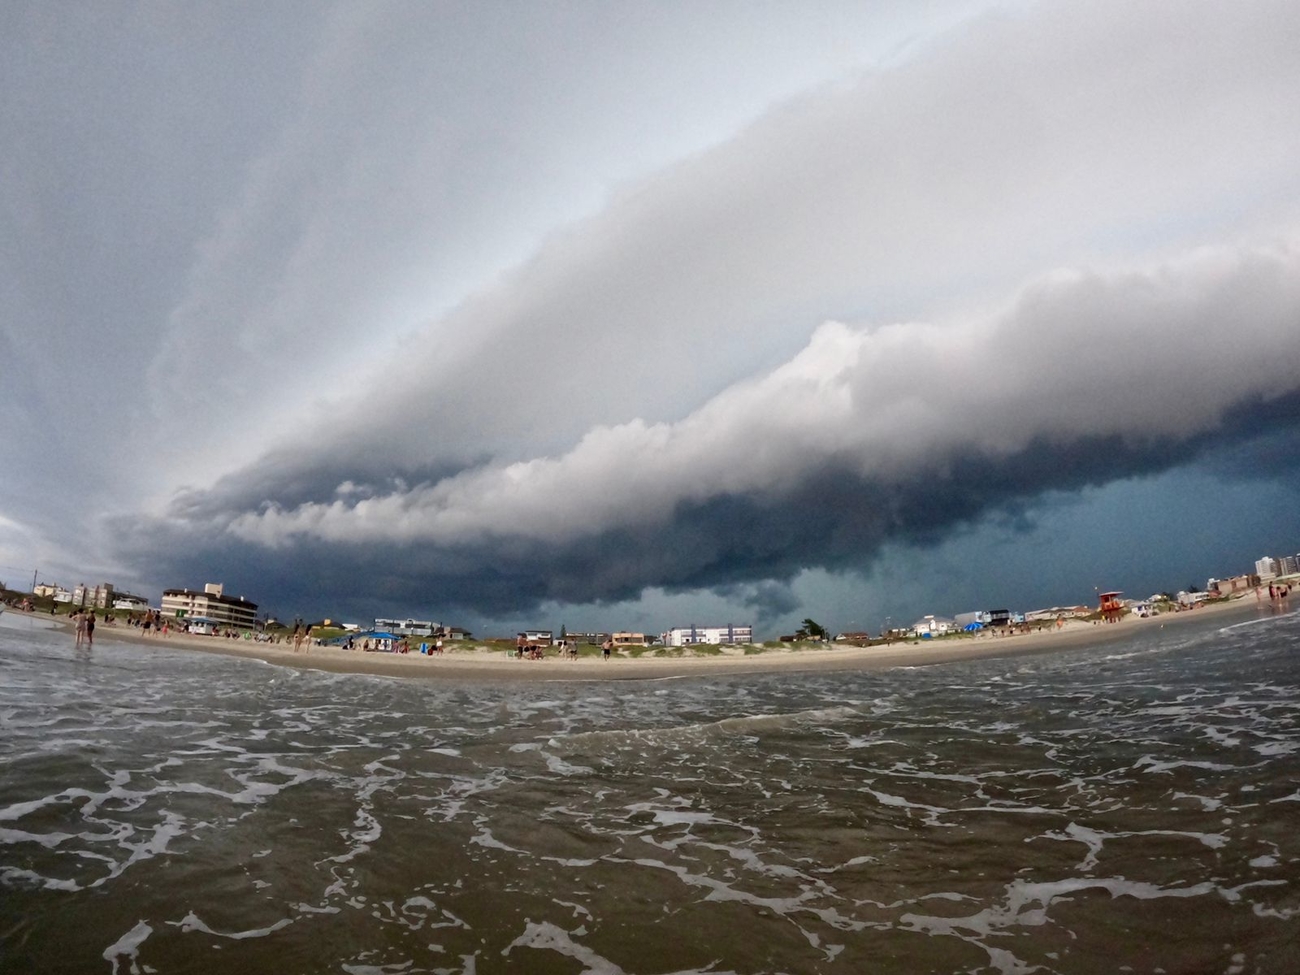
top-left (2, 609), bottom-right (1299, 974)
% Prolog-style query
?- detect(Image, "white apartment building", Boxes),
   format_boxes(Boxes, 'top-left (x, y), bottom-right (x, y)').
top-left (662, 624), bottom-right (753, 647)
top-left (161, 582), bottom-right (258, 629)
top-left (1256, 556), bottom-right (1280, 580)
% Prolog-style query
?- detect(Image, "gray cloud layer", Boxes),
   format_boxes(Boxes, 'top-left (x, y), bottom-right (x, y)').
top-left (126, 239), bottom-right (1300, 617)
top-left (5, 2), bottom-right (1300, 624)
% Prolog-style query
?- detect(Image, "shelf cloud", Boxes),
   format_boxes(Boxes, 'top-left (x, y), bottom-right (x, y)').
top-left (125, 239), bottom-right (1300, 616)
top-left (5, 1), bottom-right (1300, 627)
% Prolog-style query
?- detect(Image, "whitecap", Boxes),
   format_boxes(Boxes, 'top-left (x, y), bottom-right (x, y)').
top-left (102, 919), bottom-right (152, 975)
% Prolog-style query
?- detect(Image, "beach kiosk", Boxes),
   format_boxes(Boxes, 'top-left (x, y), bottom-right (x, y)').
top-left (1098, 591), bottom-right (1124, 623)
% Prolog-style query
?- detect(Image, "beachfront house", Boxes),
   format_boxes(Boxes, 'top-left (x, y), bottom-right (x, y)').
top-left (161, 582), bottom-right (258, 630)
top-left (611, 631), bottom-right (649, 647)
top-left (954, 609), bottom-right (1013, 629)
top-left (911, 615), bottom-right (957, 638)
top-left (375, 618), bottom-right (437, 636)
top-left (662, 624), bottom-right (754, 647)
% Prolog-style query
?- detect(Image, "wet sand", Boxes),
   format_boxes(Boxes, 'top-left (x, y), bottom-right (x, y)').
top-left (33, 592), bottom-right (1283, 682)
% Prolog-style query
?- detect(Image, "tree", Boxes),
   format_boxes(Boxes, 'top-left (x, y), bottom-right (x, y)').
top-left (801, 618), bottom-right (828, 640)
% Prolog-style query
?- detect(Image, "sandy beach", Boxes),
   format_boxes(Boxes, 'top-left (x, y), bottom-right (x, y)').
top-left (25, 592), bottom-right (1283, 682)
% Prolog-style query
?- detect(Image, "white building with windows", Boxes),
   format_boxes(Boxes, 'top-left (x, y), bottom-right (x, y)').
top-left (1256, 556), bottom-right (1280, 580)
top-left (72, 583), bottom-right (115, 609)
top-left (161, 582), bottom-right (258, 629)
top-left (662, 624), bottom-right (753, 647)
top-left (375, 618), bottom-right (437, 636)
top-left (911, 615), bottom-right (957, 638)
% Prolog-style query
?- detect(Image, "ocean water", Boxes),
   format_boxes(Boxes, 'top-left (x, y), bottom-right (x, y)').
top-left (1, 608), bottom-right (1298, 974)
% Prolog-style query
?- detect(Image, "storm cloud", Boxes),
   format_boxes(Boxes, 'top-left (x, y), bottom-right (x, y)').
top-left (5, 1), bottom-right (1300, 629)
top-left (129, 239), bottom-right (1300, 618)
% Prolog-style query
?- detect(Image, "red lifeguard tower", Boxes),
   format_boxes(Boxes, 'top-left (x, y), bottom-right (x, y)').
top-left (1098, 591), bottom-right (1124, 622)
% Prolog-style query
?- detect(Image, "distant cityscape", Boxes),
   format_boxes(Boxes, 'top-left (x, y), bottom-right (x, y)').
top-left (7, 546), bottom-right (1297, 646)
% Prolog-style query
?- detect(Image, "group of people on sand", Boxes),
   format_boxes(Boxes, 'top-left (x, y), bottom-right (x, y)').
top-left (511, 636), bottom-right (609, 660)
top-left (128, 610), bottom-right (169, 637)
top-left (1262, 583), bottom-right (1292, 603)
top-left (290, 622), bottom-right (314, 652)
top-left (387, 638), bottom-right (444, 655)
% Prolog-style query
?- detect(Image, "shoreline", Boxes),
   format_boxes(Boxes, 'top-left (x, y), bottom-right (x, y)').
top-left (19, 593), bottom-right (1290, 682)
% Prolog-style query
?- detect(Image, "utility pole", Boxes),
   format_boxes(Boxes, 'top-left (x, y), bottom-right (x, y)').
top-left (31, 568), bottom-right (37, 593)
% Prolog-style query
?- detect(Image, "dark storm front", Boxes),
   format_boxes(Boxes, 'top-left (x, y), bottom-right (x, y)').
top-left (1, 613), bottom-right (1298, 974)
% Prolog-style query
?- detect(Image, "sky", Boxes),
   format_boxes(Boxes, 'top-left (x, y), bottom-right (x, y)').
top-left (3, 0), bottom-right (1300, 638)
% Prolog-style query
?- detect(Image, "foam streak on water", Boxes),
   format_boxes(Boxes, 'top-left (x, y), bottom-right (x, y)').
top-left (1, 609), bottom-right (1299, 973)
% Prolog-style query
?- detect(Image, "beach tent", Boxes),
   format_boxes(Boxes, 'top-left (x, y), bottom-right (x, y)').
top-left (350, 630), bottom-right (399, 652)
top-left (962, 622), bottom-right (984, 632)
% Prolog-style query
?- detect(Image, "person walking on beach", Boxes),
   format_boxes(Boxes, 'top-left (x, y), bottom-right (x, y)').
top-left (74, 610), bottom-right (87, 647)
top-left (601, 638), bottom-right (612, 661)
top-left (85, 612), bottom-right (95, 647)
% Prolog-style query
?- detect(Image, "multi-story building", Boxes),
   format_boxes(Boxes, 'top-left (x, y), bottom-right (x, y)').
top-left (1279, 555), bottom-right (1300, 576)
top-left (662, 624), bottom-right (753, 647)
top-left (375, 618), bottom-right (437, 636)
top-left (71, 583), bottom-right (115, 608)
top-left (1256, 556), bottom-right (1280, 580)
top-left (161, 582), bottom-right (258, 629)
